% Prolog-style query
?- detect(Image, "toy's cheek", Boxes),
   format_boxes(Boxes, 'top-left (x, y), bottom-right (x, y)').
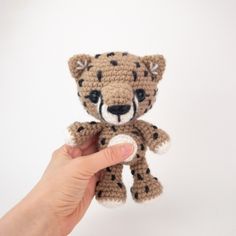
top-left (108, 134), bottom-right (138, 162)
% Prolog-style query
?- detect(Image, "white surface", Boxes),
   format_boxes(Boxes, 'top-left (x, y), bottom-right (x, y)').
top-left (0, 0), bottom-right (236, 236)
top-left (108, 134), bottom-right (138, 162)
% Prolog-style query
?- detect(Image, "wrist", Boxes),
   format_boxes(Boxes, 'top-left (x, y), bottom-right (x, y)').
top-left (0, 186), bottom-right (61, 236)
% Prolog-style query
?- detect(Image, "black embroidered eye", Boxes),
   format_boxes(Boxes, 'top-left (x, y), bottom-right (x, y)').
top-left (135, 89), bottom-right (146, 102)
top-left (87, 90), bottom-right (101, 103)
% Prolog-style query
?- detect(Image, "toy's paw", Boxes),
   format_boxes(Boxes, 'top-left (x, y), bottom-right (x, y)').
top-left (64, 128), bottom-right (77, 147)
top-left (97, 199), bottom-right (125, 208)
top-left (95, 181), bottom-right (127, 208)
top-left (131, 176), bottom-right (163, 203)
top-left (154, 140), bottom-right (171, 154)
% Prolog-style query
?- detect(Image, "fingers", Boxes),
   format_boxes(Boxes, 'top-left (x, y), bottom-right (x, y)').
top-left (66, 145), bottom-right (82, 158)
top-left (79, 136), bottom-right (98, 150)
top-left (52, 136), bottom-right (98, 161)
top-left (80, 136), bottom-right (98, 156)
top-left (82, 143), bottom-right (98, 156)
top-left (52, 145), bottom-right (74, 160)
top-left (73, 175), bottom-right (97, 223)
top-left (67, 136), bottom-right (98, 158)
top-left (73, 143), bottom-right (134, 174)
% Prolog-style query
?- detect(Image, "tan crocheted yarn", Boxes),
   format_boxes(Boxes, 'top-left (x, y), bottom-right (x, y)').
top-left (67, 52), bottom-right (170, 206)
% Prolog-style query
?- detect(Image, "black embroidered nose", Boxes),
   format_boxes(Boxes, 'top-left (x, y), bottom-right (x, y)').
top-left (107, 105), bottom-right (131, 115)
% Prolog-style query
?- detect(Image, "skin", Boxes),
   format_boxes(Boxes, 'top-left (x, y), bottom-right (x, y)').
top-left (0, 137), bottom-right (134, 236)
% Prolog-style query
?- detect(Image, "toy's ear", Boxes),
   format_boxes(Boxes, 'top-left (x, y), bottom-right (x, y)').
top-left (141, 55), bottom-right (166, 82)
top-left (68, 54), bottom-right (92, 79)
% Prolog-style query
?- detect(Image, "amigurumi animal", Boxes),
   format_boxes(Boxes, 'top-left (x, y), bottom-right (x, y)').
top-left (66, 52), bottom-right (170, 207)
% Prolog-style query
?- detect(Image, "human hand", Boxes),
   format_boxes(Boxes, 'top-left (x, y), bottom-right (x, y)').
top-left (0, 137), bottom-right (134, 236)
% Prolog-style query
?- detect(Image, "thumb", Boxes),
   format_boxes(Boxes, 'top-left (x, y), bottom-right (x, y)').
top-left (74, 143), bottom-right (134, 174)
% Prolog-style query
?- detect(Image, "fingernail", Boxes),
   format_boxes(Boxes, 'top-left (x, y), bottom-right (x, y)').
top-left (121, 143), bottom-right (134, 158)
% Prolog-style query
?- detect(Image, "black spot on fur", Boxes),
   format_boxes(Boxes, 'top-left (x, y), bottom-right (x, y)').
top-left (135, 62), bottom-right (141, 68)
top-left (107, 52), bottom-right (115, 57)
top-left (117, 182), bottom-right (123, 188)
top-left (148, 100), bottom-right (152, 106)
top-left (153, 132), bottom-right (159, 139)
top-left (83, 102), bottom-right (87, 107)
top-left (77, 91), bottom-right (80, 97)
top-left (153, 177), bottom-right (158, 181)
top-left (110, 60), bottom-right (118, 66)
top-left (77, 127), bottom-right (84, 132)
top-left (97, 70), bottom-right (103, 81)
top-left (136, 154), bottom-right (140, 158)
top-left (140, 144), bottom-right (145, 151)
top-left (132, 131), bottom-right (140, 136)
top-left (131, 170), bottom-right (135, 175)
top-left (146, 168), bottom-right (150, 174)
top-left (145, 185), bottom-right (150, 193)
top-left (106, 167), bottom-right (112, 172)
top-left (87, 65), bottom-right (93, 71)
top-left (144, 70), bottom-right (148, 77)
top-left (101, 138), bottom-right (106, 145)
top-left (111, 175), bottom-right (116, 181)
top-left (134, 192), bottom-right (139, 199)
top-left (90, 121), bottom-right (97, 124)
top-left (95, 54), bottom-right (101, 58)
top-left (130, 187), bottom-right (133, 193)
top-left (78, 79), bottom-right (84, 87)
top-left (151, 75), bottom-right (155, 81)
top-left (144, 108), bottom-right (148, 113)
top-left (122, 52), bottom-right (128, 56)
top-left (111, 126), bottom-right (117, 132)
top-left (96, 181), bottom-right (100, 187)
top-left (152, 125), bottom-right (158, 129)
top-left (97, 190), bottom-right (102, 198)
top-left (137, 173), bottom-right (143, 180)
top-left (132, 71), bottom-right (137, 81)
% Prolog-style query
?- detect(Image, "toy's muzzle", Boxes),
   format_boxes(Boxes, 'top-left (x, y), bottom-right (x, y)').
top-left (99, 83), bottom-right (138, 125)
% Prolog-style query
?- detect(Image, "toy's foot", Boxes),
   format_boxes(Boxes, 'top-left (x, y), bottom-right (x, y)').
top-left (95, 164), bottom-right (126, 208)
top-left (96, 180), bottom-right (127, 207)
top-left (130, 175), bottom-right (163, 203)
top-left (97, 199), bottom-right (125, 208)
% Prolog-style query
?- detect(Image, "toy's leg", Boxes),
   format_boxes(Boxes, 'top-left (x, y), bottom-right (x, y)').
top-left (95, 164), bottom-right (126, 208)
top-left (130, 158), bottom-right (162, 203)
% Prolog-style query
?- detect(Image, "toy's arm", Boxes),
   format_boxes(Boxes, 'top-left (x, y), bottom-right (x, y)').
top-left (66, 121), bottom-right (104, 146)
top-left (134, 120), bottom-right (170, 154)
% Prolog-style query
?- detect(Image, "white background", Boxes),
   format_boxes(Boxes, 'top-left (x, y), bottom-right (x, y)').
top-left (0, 0), bottom-right (235, 235)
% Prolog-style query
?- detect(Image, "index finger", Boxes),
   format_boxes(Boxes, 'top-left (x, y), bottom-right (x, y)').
top-left (67, 135), bottom-right (98, 158)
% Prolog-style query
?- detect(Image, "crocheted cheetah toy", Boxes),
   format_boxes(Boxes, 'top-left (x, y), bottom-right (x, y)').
top-left (66, 52), bottom-right (170, 207)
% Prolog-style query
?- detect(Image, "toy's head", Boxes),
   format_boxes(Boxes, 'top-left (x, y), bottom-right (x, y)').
top-left (68, 52), bottom-right (165, 125)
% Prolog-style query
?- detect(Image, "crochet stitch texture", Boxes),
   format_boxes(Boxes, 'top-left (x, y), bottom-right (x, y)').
top-left (67, 52), bottom-right (170, 206)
